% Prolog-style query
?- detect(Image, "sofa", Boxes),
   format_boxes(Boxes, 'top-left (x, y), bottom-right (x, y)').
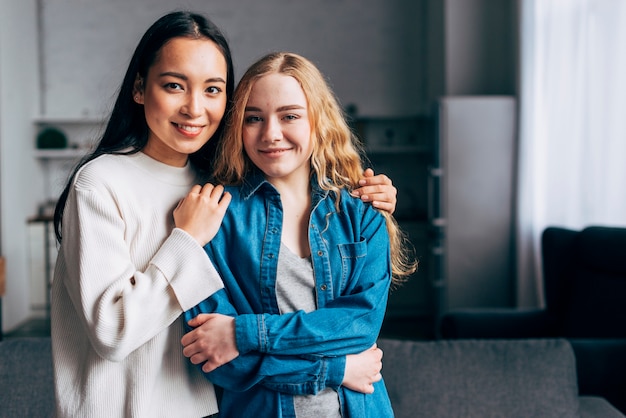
top-left (378, 338), bottom-right (624, 417)
top-left (439, 226), bottom-right (626, 414)
top-left (1, 336), bottom-right (623, 418)
top-left (0, 338), bottom-right (54, 417)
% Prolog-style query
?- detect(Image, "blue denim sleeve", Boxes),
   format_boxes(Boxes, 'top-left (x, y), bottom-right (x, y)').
top-left (206, 349), bottom-right (346, 395)
top-left (235, 207), bottom-right (391, 357)
top-left (185, 290), bottom-right (346, 394)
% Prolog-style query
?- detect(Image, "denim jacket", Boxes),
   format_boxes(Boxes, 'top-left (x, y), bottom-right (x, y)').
top-left (185, 171), bottom-right (394, 417)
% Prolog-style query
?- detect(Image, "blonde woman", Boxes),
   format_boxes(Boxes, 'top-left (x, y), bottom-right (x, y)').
top-left (183, 52), bottom-right (417, 417)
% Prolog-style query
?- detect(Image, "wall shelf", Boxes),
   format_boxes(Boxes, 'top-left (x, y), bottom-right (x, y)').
top-left (34, 116), bottom-right (104, 125)
top-left (33, 117), bottom-right (100, 161)
top-left (365, 145), bottom-right (432, 154)
top-left (33, 149), bottom-right (87, 160)
top-left (356, 116), bottom-right (436, 318)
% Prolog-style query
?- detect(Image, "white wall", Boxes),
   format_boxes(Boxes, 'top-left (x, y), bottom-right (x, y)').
top-left (444, 0), bottom-right (517, 95)
top-left (40, 0), bottom-right (427, 119)
top-left (0, 0), bottom-right (43, 331)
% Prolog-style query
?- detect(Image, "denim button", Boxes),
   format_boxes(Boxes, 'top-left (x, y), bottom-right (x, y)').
top-left (320, 284), bottom-right (328, 291)
top-left (317, 250), bottom-right (323, 256)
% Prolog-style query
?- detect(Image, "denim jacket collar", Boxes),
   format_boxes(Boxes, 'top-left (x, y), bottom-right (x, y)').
top-left (240, 168), bottom-right (329, 207)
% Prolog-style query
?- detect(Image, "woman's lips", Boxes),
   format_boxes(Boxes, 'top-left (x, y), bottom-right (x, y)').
top-left (173, 122), bottom-right (204, 137)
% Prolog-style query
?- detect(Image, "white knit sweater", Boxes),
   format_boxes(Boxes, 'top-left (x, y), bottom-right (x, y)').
top-left (51, 152), bottom-right (222, 417)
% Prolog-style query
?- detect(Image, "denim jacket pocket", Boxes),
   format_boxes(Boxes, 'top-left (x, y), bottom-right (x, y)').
top-left (337, 239), bottom-right (367, 291)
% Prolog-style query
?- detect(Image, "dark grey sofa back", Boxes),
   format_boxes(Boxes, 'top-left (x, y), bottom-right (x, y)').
top-left (378, 338), bottom-right (581, 418)
top-left (0, 337), bottom-right (54, 418)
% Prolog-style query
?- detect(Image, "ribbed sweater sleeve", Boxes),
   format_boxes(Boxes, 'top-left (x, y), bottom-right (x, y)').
top-left (51, 153), bottom-right (220, 417)
top-left (60, 155), bottom-right (223, 361)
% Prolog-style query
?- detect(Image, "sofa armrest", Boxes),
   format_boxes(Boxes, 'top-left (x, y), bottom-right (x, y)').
top-left (438, 308), bottom-right (557, 339)
top-left (579, 396), bottom-right (625, 418)
top-left (571, 339), bottom-right (626, 415)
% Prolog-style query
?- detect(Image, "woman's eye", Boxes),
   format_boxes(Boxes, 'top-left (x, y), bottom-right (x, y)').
top-left (207, 86), bottom-right (222, 94)
top-left (244, 115), bottom-right (262, 124)
top-left (164, 82), bottom-right (183, 90)
top-left (283, 114), bottom-right (299, 121)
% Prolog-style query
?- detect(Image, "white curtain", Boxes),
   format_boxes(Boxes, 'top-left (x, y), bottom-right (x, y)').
top-left (517, 0), bottom-right (626, 307)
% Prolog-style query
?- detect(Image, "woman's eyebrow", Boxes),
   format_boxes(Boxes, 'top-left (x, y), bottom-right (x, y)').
top-left (158, 71), bottom-right (226, 84)
top-left (244, 104), bottom-right (305, 112)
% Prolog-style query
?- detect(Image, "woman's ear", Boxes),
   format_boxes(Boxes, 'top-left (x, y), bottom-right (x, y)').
top-left (133, 74), bottom-right (144, 104)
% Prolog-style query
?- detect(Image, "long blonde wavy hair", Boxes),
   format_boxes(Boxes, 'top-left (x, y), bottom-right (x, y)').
top-left (213, 52), bottom-right (416, 284)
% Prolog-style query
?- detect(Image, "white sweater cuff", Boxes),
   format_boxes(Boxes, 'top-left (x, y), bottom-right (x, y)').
top-left (151, 228), bottom-right (224, 311)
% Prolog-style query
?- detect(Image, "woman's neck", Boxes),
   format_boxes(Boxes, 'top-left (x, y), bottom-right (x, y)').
top-left (270, 175), bottom-right (312, 258)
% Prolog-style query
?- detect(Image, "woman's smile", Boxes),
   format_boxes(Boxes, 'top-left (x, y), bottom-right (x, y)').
top-left (173, 122), bottom-right (205, 137)
top-left (259, 147), bottom-right (292, 157)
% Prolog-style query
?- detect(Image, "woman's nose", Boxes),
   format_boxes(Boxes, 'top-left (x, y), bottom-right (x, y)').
top-left (180, 92), bottom-right (203, 117)
top-left (262, 117), bottom-right (282, 142)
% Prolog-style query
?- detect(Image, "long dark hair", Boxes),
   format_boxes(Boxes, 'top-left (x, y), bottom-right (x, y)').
top-left (53, 11), bottom-right (235, 242)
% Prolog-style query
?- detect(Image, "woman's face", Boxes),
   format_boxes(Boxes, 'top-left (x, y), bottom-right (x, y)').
top-left (242, 73), bottom-right (314, 186)
top-left (135, 37), bottom-right (228, 167)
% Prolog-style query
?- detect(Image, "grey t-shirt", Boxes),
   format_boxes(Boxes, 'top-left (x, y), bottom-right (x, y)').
top-left (276, 243), bottom-right (342, 418)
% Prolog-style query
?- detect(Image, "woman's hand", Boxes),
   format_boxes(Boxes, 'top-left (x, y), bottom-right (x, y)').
top-left (342, 344), bottom-right (383, 394)
top-left (352, 168), bottom-right (397, 214)
top-left (174, 183), bottom-right (231, 246)
top-left (181, 313), bottom-right (239, 373)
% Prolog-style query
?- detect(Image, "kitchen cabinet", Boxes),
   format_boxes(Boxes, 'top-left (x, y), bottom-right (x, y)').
top-left (356, 116), bottom-right (436, 321)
